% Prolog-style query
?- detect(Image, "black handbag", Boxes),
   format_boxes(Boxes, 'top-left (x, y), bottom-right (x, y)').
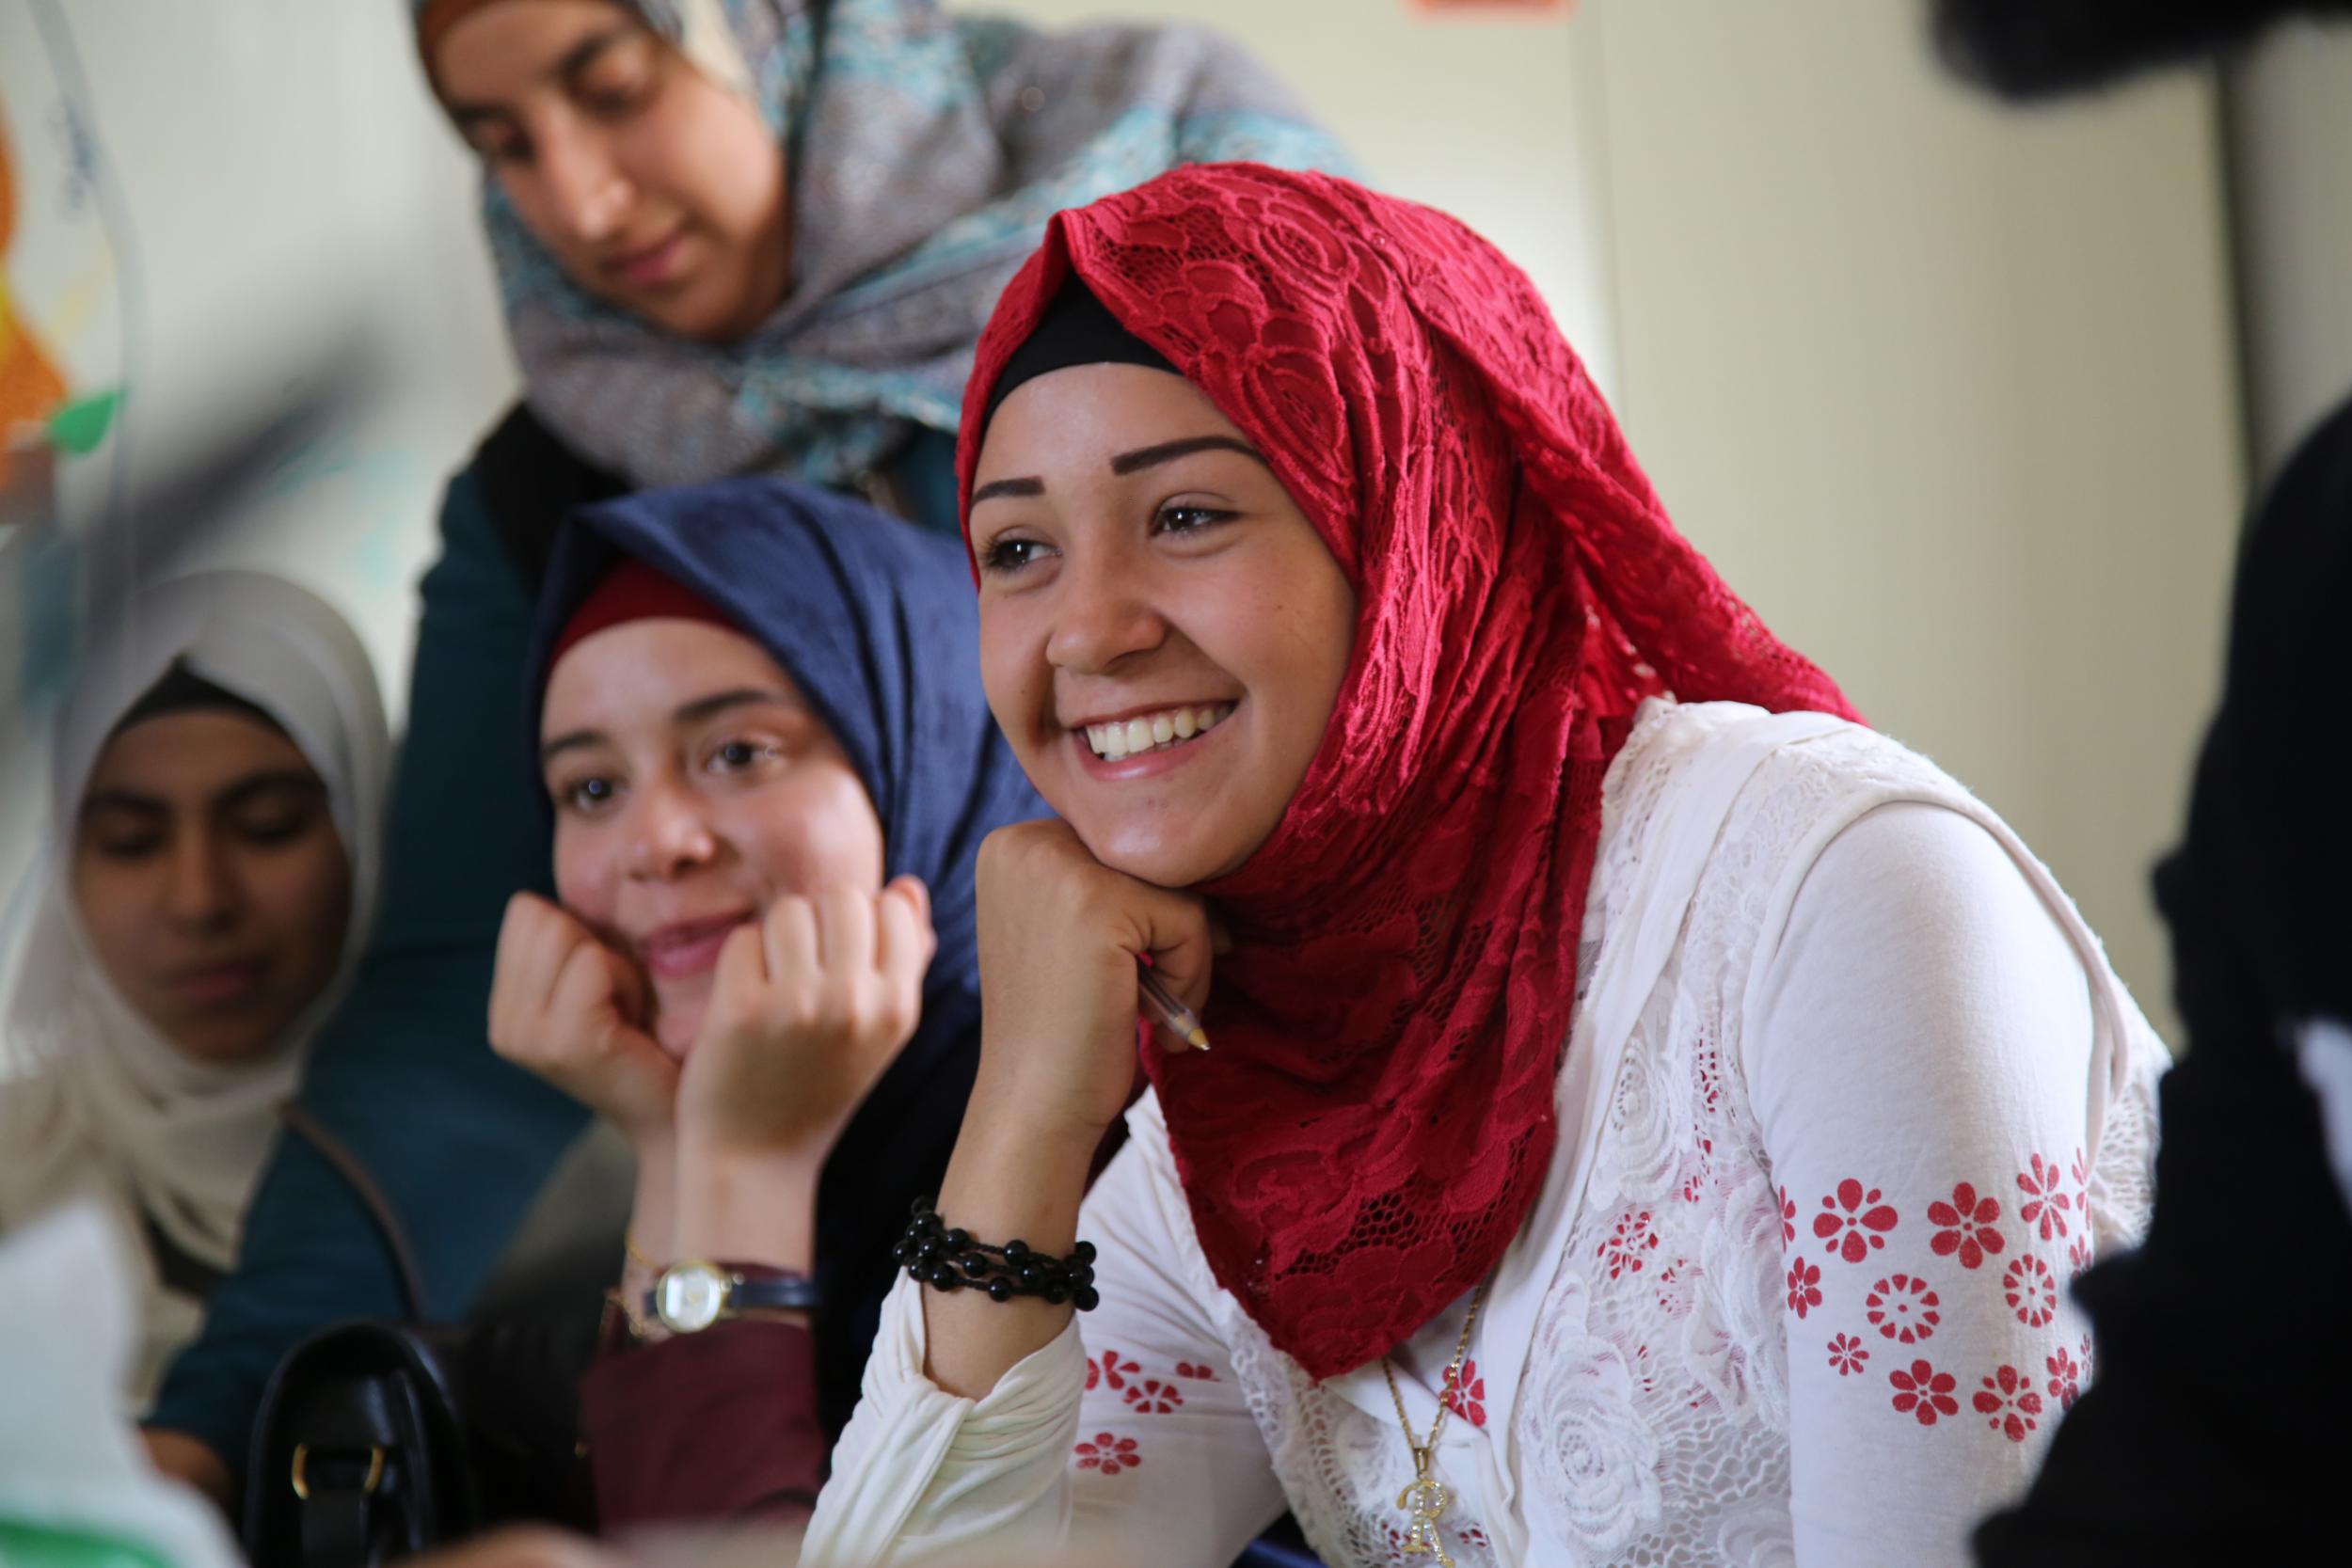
top-left (241, 1107), bottom-right (605, 1568)
top-left (243, 1320), bottom-right (481, 1567)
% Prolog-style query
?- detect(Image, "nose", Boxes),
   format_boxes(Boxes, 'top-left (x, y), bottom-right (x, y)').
top-left (1043, 538), bottom-right (1169, 676)
top-left (534, 118), bottom-right (632, 245)
top-left (161, 828), bottom-right (239, 933)
top-left (624, 773), bottom-right (718, 880)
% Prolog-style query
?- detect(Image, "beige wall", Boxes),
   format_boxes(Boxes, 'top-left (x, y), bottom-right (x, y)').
top-left (1590, 2), bottom-right (2240, 1039)
top-left (2227, 22), bottom-right (2352, 480)
top-left (1006, 0), bottom-right (2243, 1037)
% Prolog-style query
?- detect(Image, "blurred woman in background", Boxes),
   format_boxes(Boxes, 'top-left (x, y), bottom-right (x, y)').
top-left (0, 572), bottom-right (386, 1411)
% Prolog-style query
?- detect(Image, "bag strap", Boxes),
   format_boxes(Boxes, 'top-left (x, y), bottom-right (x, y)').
top-left (296, 1457), bottom-right (381, 1568)
top-left (278, 1103), bottom-right (428, 1322)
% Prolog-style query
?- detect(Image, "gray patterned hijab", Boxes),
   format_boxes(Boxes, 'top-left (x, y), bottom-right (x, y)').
top-left (424, 0), bottom-right (1351, 489)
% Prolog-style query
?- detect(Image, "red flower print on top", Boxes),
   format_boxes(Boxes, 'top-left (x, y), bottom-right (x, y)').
top-left (1443, 1360), bottom-right (1487, 1428)
top-left (1865, 1273), bottom-right (1942, 1343)
top-left (2068, 1234), bottom-right (2094, 1277)
top-left (1813, 1179), bottom-right (1899, 1263)
top-left (1973, 1364), bottom-right (2046, 1443)
top-left (1174, 1362), bottom-right (1217, 1382)
top-left (1786, 1256), bottom-right (1823, 1319)
top-left (1926, 1182), bottom-right (2006, 1270)
top-left (1890, 1360), bottom-right (1961, 1426)
top-left (2004, 1254), bottom-right (2058, 1328)
top-left (1828, 1333), bottom-right (1869, 1377)
top-left (1597, 1211), bottom-right (1661, 1278)
top-left (1086, 1352), bottom-right (1140, 1393)
top-left (1074, 1432), bottom-right (1142, 1475)
top-left (2016, 1154), bottom-right (2074, 1243)
top-left (1123, 1379), bottom-right (1185, 1415)
top-left (2045, 1345), bottom-right (2085, 1412)
top-left (2070, 1147), bottom-right (2091, 1205)
top-left (1779, 1186), bottom-right (1797, 1246)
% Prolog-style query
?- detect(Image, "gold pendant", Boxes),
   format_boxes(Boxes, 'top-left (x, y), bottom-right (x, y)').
top-left (1396, 1449), bottom-right (1455, 1566)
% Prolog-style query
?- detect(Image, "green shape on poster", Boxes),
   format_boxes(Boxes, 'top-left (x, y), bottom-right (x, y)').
top-left (50, 388), bottom-right (121, 455)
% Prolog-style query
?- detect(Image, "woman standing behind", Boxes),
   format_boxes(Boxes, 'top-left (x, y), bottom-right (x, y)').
top-left (0, 573), bottom-right (387, 1410)
top-left (424, 0), bottom-right (1350, 514)
top-left (145, 0), bottom-right (1346, 1498)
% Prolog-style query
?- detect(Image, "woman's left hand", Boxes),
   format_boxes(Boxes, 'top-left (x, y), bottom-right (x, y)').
top-left (673, 876), bottom-right (936, 1166)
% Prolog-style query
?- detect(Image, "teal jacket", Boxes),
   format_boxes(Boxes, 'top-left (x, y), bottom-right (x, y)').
top-left (149, 413), bottom-right (960, 1467)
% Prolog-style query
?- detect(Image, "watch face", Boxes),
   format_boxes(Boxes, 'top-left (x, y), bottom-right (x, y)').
top-left (656, 1262), bottom-right (727, 1333)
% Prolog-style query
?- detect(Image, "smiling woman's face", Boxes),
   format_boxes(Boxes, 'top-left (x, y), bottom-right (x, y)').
top-left (435, 0), bottom-right (790, 343)
top-left (541, 618), bottom-right (883, 1053)
top-left (969, 363), bottom-right (1358, 889)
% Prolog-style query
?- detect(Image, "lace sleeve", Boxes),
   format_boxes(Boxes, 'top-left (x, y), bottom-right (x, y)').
top-left (803, 1104), bottom-right (1285, 1566)
top-left (1745, 803), bottom-right (2105, 1568)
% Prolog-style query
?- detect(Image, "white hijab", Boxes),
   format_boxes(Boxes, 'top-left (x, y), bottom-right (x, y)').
top-left (0, 573), bottom-right (388, 1402)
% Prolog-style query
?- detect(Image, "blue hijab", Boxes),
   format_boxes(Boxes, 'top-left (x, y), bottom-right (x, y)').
top-left (531, 478), bottom-right (1041, 1436)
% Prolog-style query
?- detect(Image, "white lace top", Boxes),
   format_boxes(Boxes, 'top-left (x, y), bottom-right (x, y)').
top-left (804, 701), bottom-right (2167, 1568)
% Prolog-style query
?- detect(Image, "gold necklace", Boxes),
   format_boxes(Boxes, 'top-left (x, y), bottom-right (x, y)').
top-left (1378, 1281), bottom-right (1490, 1567)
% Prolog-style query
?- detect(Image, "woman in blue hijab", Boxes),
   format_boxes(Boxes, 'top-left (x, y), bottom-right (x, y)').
top-left (486, 479), bottom-right (1041, 1527)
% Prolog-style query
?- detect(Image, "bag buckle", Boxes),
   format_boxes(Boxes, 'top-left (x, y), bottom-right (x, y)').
top-left (290, 1443), bottom-right (386, 1501)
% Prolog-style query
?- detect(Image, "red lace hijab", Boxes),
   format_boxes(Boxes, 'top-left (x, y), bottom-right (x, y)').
top-left (958, 165), bottom-right (1858, 1380)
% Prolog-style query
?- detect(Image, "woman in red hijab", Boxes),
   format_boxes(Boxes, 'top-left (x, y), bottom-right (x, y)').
top-left (803, 165), bottom-right (2167, 1568)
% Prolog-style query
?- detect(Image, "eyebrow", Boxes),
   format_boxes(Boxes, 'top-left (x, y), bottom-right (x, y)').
top-left (1109, 436), bottom-right (1269, 475)
top-left (539, 688), bottom-right (798, 766)
top-left (676, 687), bottom-right (796, 725)
top-left (968, 476), bottom-right (1044, 506)
top-left (970, 435), bottom-right (1271, 506)
top-left (80, 770), bottom-right (324, 822)
top-left (80, 789), bottom-right (167, 821)
top-left (215, 771), bottom-right (328, 815)
top-left (445, 24), bottom-right (638, 129)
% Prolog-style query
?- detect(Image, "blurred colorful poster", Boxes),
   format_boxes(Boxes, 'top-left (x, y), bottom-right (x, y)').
top-left (0, 1), bottom-right (129, 531)
top-left (2, 0), bottom-right (134, 782)
top-left (0, 1), bottom-right (135, 979)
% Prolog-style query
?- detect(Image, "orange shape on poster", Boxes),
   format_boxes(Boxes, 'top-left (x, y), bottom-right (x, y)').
top-left (2, 113), bottom-right (72, 492)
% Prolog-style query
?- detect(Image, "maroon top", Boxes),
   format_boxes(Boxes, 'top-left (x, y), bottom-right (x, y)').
top-left (580, 1314), bottom-right (827, 1530)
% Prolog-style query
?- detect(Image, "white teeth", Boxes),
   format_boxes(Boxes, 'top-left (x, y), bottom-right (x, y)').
top-left (1080, 703), bottom-right (1233, 759)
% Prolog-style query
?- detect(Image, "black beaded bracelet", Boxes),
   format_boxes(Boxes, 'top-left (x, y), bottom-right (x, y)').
top-left (895, 1199), bottom-right (1101, 1311)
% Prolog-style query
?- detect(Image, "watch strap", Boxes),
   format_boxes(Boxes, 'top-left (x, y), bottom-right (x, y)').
top-left (725, 1266), bottom-right (822, 1313)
